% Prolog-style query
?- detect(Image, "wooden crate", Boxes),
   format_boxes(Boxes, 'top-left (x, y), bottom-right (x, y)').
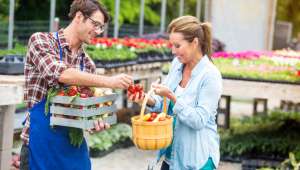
top-left (50, 93), bottom-right (118, 130)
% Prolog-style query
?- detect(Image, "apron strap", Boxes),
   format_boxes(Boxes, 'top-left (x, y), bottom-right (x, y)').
top-left (80, 55), bottom-right (84, 71)
top-left (54, 32), bottom-right (84, 71)
top-left (55, 32), bottom-right (63, 62)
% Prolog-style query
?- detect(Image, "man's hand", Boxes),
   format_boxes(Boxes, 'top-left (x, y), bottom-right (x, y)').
top-left (109, 74), bottom-right (133, 89)
top-left (88, 120), bottom-right (110, 134)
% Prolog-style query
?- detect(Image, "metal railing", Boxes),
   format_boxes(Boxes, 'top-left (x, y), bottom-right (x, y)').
top-left (0, 20), bottom-right (160, 49)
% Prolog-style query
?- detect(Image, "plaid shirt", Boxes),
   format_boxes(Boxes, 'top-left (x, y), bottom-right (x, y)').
top-left (21, 29), bottom-right (96, 144)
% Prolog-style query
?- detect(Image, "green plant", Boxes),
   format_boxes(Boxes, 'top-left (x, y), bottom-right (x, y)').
top-left (88, 123), bottom-right (132, 151)
top-left (86, 45), bottom-right (137, 61)
top-left (220, 110), bottom-right (300, 160)
top-left (0, 43), bottom-right (27, 56)
top-left (259, 153), bottom-right (300, 170)
top-left (214, 58), bottom-right (300, 83)
top-left (277, 0), bottom-right (300, 37)
top-left (161, 63), bottom-right (170, 74)
top-left (99, 0), bottom-right (161, 26)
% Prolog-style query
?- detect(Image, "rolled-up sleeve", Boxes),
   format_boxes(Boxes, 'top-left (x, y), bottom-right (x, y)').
top-left (28, 33), bottom-right (68, 87)
top-left (146, 94), bottom-right (163, 113)
top-left (173, 71), bottom-right (222, 130)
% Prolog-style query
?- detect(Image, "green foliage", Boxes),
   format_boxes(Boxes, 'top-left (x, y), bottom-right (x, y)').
top-left (214, 58), bottom-right (300, 83)
top-left (135, 45), bottom-right (170, 54)
top-left (0, 43), bottom-right (27, 56)
top-left (0, 0), bottom-right (9, 20)
top-left (1, 0), bottom-right (200, 26)
top-left (99, 0), bottom-right (160, 26)
top-left (45, 87), bottom-right (58, 115)
top-left (86, 45), bottom-right (137, 61)
top-left (277, 0), bottom-right (300, 37)
top-left (88, 123), bottom-right (132, 151)
top-left (220, 110), bottom-right (300, 160)
top-left (0, 0), bottom-right (21, 20)
top-left (161, 63), bottom-right (171, 75)
top-left (296, 62), bottom-right (300, 70)
top-left (259, 153), bottom-right (300, 170)
top-left (69, 127), bottom-right (84, 148)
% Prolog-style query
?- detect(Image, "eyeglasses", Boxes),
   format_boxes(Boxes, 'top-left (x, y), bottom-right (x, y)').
top-left (86, 16), bottom-right (105, 32)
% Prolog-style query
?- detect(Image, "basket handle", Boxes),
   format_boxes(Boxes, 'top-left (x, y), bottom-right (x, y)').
top-left (139, 79), bottom-right (160, 120)
top-left (163, 96), bottom-right (167, 113)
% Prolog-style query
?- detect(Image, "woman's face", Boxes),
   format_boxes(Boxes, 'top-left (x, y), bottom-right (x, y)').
top-left (169, 32), bottom-right (197, 64)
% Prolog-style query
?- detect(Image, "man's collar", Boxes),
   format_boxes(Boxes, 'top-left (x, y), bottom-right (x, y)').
top-left (57, 29), bottom-right (84, 53)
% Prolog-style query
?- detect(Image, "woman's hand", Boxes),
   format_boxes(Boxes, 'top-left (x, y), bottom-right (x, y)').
top-left (152, 83), bottom-right (176, 103)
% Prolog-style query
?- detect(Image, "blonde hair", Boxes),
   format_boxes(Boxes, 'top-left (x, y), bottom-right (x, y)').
top-left (167, 15), bottom-right (213, 59)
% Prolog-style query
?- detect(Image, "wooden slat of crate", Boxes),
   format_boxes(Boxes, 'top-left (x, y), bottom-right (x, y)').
top-left (50, 113), bottom-right (117, 129)
top-left (50, 104), bottom-right (117, 117)
top-left (50, 93), bottom-right (118, 106)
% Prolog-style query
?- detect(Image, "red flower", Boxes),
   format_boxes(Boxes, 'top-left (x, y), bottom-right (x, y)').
top-left (297, 70), bottom-right (300, 77)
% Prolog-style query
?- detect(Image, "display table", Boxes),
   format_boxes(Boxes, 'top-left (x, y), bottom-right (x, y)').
top-left (223, 78), bottom-right (300, 109)
top-left (0, 75), bottom-right (24, 170)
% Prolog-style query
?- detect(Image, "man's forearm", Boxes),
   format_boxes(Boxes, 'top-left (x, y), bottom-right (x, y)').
top-left (58, 68), bottom-right (112, 88)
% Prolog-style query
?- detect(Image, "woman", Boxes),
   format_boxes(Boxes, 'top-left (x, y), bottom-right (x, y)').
top-left (129, 15), bottom-right (222, 170)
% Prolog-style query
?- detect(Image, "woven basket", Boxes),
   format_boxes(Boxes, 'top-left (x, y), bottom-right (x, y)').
top-left (131, 85), bottom-right (173, 150)
top-left (131, 115), bottom-right (173, 150)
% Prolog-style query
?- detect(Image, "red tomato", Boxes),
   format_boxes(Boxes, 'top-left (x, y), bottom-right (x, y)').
top-left (57, 90), bottom-right (65, 96)
top-left (68, 86), bottom-right (78, 96)
top-left (128, 84), bottom-right (135, 94)
top-left (127, 84), bottom-right (144, 102)
top-left (147, 117), bottom-right (154, 122)
top-left (151, 112), bottom-right (157, 118)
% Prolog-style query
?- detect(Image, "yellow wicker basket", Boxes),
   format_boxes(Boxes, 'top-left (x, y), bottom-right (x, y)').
top-left (131, 84), bottom-right (173, 150)
top-left (131, 115), bottom-right (173, 150)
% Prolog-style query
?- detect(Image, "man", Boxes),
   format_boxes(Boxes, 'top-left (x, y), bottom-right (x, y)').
top-left (20, 0), bottom-right (133, 169)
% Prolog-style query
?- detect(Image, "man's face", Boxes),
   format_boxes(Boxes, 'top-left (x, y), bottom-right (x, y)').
top-left (78, 10), bottom-right (105, 44)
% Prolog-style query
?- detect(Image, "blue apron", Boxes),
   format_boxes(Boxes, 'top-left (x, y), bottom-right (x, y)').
top-left (28, 32), bottom-right (90, 170)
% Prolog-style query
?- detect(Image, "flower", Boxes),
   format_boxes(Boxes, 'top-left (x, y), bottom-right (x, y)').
top-left (297, 70), bottom-right (300, 77)
top-left (96, 43), bottom-right (101, 49)
top-left (116, 44), bottom-right (123, 50)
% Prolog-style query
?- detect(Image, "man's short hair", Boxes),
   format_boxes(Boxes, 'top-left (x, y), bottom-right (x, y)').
top-left (68, 0), bottom-right (110, 23)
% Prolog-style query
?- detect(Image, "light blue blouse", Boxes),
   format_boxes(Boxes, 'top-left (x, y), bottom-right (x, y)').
top-left (147, 55), bottom-right (222, 170)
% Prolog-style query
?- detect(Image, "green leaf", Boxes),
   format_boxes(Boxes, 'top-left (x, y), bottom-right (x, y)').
top-left (69, 127), bottom-right (84, 147)
top-left (44, 87), bottom-right (58, 115)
